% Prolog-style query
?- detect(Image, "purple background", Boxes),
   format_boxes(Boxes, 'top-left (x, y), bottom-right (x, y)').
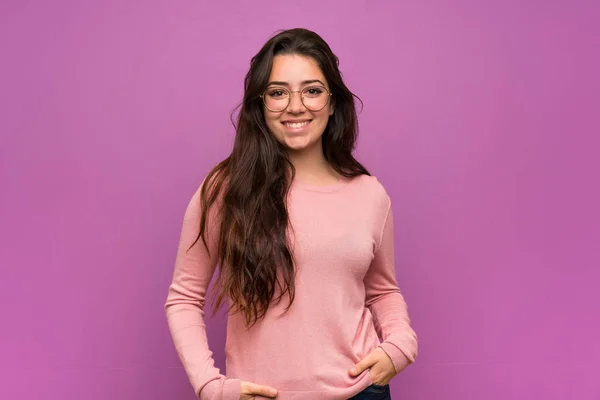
top-left (1, 1), bottom-right (599, 399)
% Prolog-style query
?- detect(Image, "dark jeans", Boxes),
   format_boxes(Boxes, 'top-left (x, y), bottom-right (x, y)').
top-left (348, 383), bottom-right (391, 400)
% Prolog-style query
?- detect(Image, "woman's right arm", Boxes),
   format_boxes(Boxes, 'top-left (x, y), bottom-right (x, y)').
top-left (164, 183), bottom-right (241, 400)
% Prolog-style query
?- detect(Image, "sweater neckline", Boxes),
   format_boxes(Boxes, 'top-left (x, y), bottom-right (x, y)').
top-left (291, 176), bottom-right (351, 193)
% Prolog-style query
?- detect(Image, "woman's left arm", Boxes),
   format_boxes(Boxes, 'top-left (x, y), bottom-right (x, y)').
top-left (363, 200), bottom-right (418, 375)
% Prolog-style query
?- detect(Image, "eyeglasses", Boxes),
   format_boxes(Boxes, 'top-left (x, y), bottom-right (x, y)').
top-left (260, 86), bottom-right (332, 112)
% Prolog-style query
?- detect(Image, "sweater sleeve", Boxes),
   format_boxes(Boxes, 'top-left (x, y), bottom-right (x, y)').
top-left (164, 184), bottom-right (241, 400)
top-left (364, 200), bottom-right (418, 373)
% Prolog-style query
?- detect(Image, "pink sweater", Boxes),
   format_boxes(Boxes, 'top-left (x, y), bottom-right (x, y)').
top-left (164, 174), bottom-right (418, 400)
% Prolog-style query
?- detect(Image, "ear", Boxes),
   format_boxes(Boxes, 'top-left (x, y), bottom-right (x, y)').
top-left (329, 97), bottom-right (335, 116)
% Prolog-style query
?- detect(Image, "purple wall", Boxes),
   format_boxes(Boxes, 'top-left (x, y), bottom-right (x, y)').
top-left (1, 1), bottom-right (599, 399)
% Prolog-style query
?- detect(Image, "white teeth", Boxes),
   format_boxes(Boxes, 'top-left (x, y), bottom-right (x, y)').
top-left (284, 121), bottom-right (309, 129)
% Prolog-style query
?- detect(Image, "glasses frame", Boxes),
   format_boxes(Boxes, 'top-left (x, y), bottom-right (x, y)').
top-left (260, 86), bottom-right (333, 112)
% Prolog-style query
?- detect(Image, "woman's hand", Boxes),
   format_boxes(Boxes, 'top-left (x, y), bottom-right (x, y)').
top-left (348, 347), bottom-right (408, 386)
top-left (240, 380), bottom-right (278, 399)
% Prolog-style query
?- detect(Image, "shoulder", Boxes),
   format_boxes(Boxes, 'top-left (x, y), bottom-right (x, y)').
top-left (184, 173), bottom-right (227, 226)
top-left (190, 171), bottom-right (229, 206)
top-left (186, 176), bottom-right (210, 212)
top-left (349, 174), bottom-right (391, 209)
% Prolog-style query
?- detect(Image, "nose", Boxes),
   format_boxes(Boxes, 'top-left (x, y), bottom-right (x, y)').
top-left (287, 91), bottom-right (306, 113)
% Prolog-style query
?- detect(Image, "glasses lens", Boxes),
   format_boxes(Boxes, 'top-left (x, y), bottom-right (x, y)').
top-left (264, 88), bottom-right (289, 112)
top-left (302, 86), bottom-right (329, 111)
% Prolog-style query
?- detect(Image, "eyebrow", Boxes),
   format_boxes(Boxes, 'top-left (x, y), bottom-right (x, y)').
top-left (266, 79), bottom-right (326, 87)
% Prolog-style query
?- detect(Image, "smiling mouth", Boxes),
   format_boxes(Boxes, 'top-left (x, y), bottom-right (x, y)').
top-left (282, 120), bottom-right (311, 129)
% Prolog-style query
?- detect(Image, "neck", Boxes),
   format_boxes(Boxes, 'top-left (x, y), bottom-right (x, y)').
top-left (286, 139), bottom-right (339, 185)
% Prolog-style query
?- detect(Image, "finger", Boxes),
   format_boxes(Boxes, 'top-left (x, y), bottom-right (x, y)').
top-left (349, 352), bottom-right (376, 376)
top-left (244, 382), bottom-right (278, 398)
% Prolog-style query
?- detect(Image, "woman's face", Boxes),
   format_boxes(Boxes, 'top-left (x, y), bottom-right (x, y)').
top-left (262, 54), bottom-right (334, 153)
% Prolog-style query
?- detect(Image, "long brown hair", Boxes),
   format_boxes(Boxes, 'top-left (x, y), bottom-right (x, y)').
top-left (194, 28), bottom-right (369, 328)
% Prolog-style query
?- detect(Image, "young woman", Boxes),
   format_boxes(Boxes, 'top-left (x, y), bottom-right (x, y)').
top-left (165, 28), bottom-right (418, 400)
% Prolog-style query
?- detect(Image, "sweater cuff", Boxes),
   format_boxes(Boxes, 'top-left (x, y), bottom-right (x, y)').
top-left (222, 378), bottom-right (241, 400)
top-left (378, 341), bottom-right (415, 374)
top-left (199, 378), bottom-right (241, 400)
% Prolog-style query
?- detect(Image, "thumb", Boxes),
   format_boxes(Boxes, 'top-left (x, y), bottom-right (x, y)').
top-left (349, 353), bottom-right (376, 376)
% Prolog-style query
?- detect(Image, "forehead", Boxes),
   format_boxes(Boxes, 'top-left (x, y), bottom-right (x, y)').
top-left (269, 54), bottom-right (327, 85)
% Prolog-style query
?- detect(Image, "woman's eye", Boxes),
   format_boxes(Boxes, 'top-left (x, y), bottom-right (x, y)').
top-left (305, 87), bottom-right (324, 95)
top-left (268, 90), bottom-right (287, 98)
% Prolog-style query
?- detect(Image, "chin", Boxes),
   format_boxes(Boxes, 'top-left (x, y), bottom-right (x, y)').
top-left (285, 144), bottom-right (310, 152)
top-left (283, 136), bottom-right (321, 152)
